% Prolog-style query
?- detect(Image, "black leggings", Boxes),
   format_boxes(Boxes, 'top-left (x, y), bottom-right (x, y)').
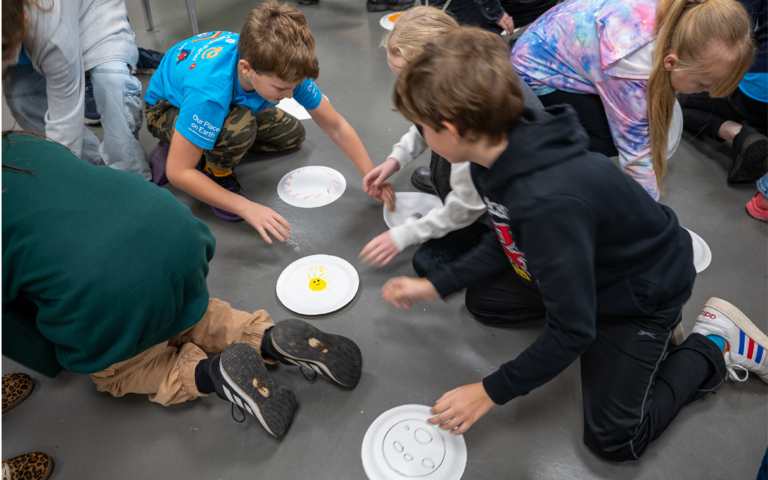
top-left (443, 0), bottom-right (558, 32)
top-left (538, 89), bottom-right (619, 158)
top-left (464, 267), bottom-right (726, 461)
top-left (679, 89), bottom-right (768, 141)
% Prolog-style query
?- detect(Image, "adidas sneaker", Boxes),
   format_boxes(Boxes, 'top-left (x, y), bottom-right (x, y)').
top-left (691, 297), bottom-right (768, 383)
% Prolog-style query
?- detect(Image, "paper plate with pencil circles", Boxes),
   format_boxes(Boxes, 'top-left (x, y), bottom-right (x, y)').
top-left (276, 255), bottom-right (360, 315)
top-left (277, 166), bottom-right (347, 208)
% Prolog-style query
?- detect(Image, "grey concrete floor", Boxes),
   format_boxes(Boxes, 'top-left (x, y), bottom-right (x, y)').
top-left (3, 1), bottom-right (768, 478)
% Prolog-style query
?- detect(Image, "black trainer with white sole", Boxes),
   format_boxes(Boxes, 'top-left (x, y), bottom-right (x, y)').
top-left (208, 344), bottom-right (298, 437)
top-left (268, 320), bottom-right (363, 388)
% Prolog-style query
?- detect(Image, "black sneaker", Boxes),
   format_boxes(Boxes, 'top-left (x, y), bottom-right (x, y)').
top-left (202, 168), bottom-right (245, 221)
top-left (366, 0), bottom-right (414, 11)
top-left (207, 344), bottom-right (298, 437)
top-left (411, 166), bottom-right (437, 195)
top-left (729, 122), bottom-right (768, 184)
top-left (297, 0), bottom-right (319, 5)
top-left (264, 320), bottom-right (363, 388)
top-left (135, 47), bottom-right (164, 75)
top-left (84, 82), bottom-right (100, 126)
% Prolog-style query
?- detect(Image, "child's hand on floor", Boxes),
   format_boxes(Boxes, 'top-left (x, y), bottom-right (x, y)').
top-left (241, 203), bottom-right (292, 244)
top-left (359, 231), bottom-right (399, 267)
top-left (363, 157), bottom-right (400, 199)
top-left (381, 277), bottom-right (439, 308)
top-left (428, 382), bottom-right (496, 435)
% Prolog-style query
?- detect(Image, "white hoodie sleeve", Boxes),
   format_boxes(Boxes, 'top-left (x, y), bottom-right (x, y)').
top-left (388, 161), bottom-right (486, 252)
top-left (388, 124), bottom-right (429, 170)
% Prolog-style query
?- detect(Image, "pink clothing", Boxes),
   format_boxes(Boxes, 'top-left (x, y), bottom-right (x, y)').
top-left (512, 0), bottom-right (662, 200)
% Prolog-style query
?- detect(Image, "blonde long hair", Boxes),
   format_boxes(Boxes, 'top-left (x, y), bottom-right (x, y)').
top-left (380, 7), bottom-right (459, 62)
top-left (648, 0), bottom-right (754, 188)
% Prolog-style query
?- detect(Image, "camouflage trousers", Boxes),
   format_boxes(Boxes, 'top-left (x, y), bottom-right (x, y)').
top-left (144, 100), bottom-right (306, 171)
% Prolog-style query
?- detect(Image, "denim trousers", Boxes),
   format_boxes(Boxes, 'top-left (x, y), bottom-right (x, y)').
top-left (758, 174), bottom-right (768, 197)
top-left (3, 60), bottom-right (150, 180)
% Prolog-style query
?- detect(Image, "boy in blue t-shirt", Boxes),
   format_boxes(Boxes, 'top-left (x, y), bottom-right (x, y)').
top-left (144, 1), bottom-right (394, 242)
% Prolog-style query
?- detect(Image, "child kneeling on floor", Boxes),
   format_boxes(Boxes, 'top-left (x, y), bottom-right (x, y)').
top-left (144, 1), bottom-right (394, 242)
top-left (381, 28), bottom-right (768, 461)
top-left (2, 132), bottom-right (362, 438)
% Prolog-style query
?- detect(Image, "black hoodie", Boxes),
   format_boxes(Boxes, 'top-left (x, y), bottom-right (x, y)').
top-left (426, 105), bottom-right (696, 405)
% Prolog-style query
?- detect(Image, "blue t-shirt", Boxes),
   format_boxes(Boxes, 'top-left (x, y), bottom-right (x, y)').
top-left (144, 31), bottom-right (323, 150)
top-left (739, 73), bottom-right (768, 104)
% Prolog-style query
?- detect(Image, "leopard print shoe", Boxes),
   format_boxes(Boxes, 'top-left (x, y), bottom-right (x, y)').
top-left (2, 373), bottom-right (33, 413)
top-left (2, 452), bottom-right (53, 480)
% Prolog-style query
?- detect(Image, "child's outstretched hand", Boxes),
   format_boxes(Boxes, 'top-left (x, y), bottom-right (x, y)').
top-left (241, 203), bottom-right (292, 244)
top-left (428, 383), bottom-right (496, 435)
top-left (371, 181), bottom-right (396, 212)
top-left (363, 157), bottom-right (400, 199)
top-left (360, 231), bottom-right (399, 267)
top-left (382, 276), bottom-right (439, 308)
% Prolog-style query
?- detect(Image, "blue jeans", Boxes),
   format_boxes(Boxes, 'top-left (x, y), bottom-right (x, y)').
top-left (3, 61), bottom-right (150, 180)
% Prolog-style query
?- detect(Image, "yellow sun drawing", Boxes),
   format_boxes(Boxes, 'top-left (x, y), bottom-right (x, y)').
top-left (304, 267), bottom-right (334, 292)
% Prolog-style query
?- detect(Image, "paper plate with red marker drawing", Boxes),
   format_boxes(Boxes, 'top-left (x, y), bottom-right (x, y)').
top-left (277, 166), bottom-right (347, 208)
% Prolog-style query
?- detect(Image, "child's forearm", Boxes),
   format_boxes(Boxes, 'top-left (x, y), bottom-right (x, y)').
top-left (168, 166), bottom-right (253, 215)
top-left (327, 120), bottom-right (375, 177)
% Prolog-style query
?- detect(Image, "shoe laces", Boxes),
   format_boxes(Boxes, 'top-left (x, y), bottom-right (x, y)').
top-left (727, 364), bottom-right (750, 382)
top-left (300, 366), bottom-right (318, 383)
top-left (231, 403), bottom-right (246, 423)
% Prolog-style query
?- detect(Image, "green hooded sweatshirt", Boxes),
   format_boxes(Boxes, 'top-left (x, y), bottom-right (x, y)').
top-left (2, 133), bottom-right (215, 376)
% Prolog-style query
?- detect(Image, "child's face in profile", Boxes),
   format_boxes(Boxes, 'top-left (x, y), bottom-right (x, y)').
top-left (238, 60), bottom-right (302, 103)
top-left (387, 51), bottom-right (408, 77)
top-left (420, 123), bottom-right (466, 164)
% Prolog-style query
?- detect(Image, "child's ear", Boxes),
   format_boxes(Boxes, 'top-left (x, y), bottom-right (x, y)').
top-left (442, 121), bottom-right (463, 144)
top-left (238, 59), bottom-right (253, 75)
top-left (663, 53), bottom-right (678, 71)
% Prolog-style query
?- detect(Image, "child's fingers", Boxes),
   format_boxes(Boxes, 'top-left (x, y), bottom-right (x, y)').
top-left (430, 400), bottom-right (451, 416)
top-left (255, 226), bottom-right (273, 244)
top-left (264, 223), bottom-right (285, 242)
top-left (273, 213), bottom-right (292, 231)
top-left (453, 421), bottom-right (472, 436)
top-left (269, 219), bottom-right (291, 239)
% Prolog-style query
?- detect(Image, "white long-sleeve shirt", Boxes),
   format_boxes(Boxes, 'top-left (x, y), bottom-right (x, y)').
top-left (386, 125), bottom-right (486, 252)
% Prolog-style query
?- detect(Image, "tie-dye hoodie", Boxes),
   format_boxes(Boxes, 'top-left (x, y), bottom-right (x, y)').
top-left (512, 0), bottom-right (663, 200)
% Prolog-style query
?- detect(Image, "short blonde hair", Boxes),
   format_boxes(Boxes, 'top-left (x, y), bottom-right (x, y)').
top-left (380, 7), bottom-right (459, 63)
top-left (394, 27), bottom-right (524, 145)
top-left (238, 1), bottom-right (319, 83)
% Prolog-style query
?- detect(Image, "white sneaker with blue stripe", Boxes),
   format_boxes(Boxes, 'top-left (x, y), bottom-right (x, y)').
top-left (691, 297), bottom-right (768, 383)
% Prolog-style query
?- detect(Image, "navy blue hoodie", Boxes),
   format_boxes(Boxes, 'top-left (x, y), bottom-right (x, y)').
top-left (426, 105), bottom-right (696, 405)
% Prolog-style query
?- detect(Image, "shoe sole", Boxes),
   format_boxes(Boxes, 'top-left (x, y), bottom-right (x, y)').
top-left (84, 118), bottom-right (101, 126)
top-left (729, 134), bottom-right (768, 183)
top-left (366, 1), bottom-right (414, 11)
top-left (707, 297), bottom-right (768, 352)
top-left (2, 379), bottom-right (33, 414)
top-left (271, 319), bottom-right (363, 388)
top-left (219, 344), bottom-right (297, 437)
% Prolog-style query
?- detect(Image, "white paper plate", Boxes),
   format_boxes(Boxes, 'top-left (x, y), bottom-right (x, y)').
top-left (380, 12), bottom-right (407, 31)
top-left (276, 98), bottom-right (311, 120)
top-left (277, 166), bottom-right (346, 208)
top-left (383, 192), bottom-right (444, 229)
top-left (362, 404), bottom-right (467, 480)
top-left (684, 228), bottom-right (712, 273)
top-left (276, 255), bottom-right (359, 315)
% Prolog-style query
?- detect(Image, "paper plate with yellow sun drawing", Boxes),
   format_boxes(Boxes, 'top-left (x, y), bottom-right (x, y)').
top-left (277, 166), bottom-right (347, 208)
top-left (276, 254), bottom-right (360, 315)
top-left (380, 12), bottom-right (405, 31)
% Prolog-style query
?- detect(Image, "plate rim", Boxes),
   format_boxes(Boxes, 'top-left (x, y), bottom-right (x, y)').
top-left (361, 404), bottom-right (467, 480)
top-left (683, 227), bottom-right (712, 273)
top-left (276, 166), bottom-right (347, 208)
top-left (382, 192), bottom-right (445, 229)
top-left (275, 254), bottom-right (360, 315)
